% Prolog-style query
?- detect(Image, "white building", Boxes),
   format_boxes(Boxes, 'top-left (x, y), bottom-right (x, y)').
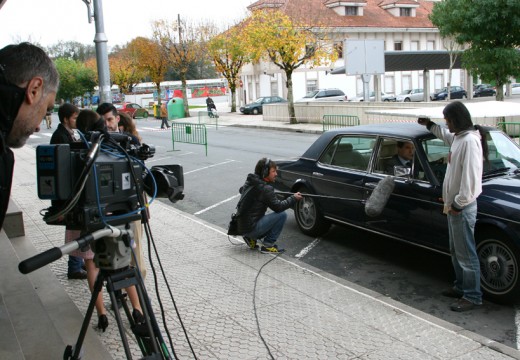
top-left (238, 0), bottom-right (465, 104)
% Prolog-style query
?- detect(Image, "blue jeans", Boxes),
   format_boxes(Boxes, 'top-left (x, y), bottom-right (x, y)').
top-left (245, 211), bottom-right (287, 247)
top-left (447, 201), bottom-right (482, 304)
top-left (68, 255), bottom-right (84, 274)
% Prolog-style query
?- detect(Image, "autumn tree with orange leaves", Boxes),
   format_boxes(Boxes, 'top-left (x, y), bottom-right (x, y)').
top-left (244, 9), bottom-right (337, 124)
top-left (208, 24), bottom-right (252, 113)
top-left (126, 37), bottom-right (169, 108)
top-left (109, 48), bottom-right (146, 95)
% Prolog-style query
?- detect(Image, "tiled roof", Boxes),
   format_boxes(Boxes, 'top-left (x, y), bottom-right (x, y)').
top-left (247, 0), bottom-right (436, 29)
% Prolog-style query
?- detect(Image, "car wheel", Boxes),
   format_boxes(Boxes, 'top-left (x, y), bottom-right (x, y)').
top-left (294, 186), bottom-right (331, 237)
top-left (477, 230), bottom-right (520, 304)
top-left (252, 108), bottom-right (259, 115)
top-left (404, 98), bottom-right (411, 102)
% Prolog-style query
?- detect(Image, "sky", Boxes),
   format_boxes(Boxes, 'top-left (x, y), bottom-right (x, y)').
top-left (0, 0), bottom-right (255, 48)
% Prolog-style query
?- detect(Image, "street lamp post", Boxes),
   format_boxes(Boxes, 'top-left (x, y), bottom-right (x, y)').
top-left (83, 0), bottom-right (112, 104)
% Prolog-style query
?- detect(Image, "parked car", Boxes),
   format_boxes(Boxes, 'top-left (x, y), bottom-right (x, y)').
top-left (348, 91), bottom-right (396, 102)
top-left (395, 88), bottom-right (424, 102)
top-left (296, 88), bottom-right (347, 102)
top-left (114, 102), bottom-right (150, 119)
top-left (430, 86), bottom-right (467, 101)
top-left (473, 84), bottom-right (496, 98)
top-left (273, 122), bottom-right (520, 304)
top-left (239, 96), bottom-right (287, 115)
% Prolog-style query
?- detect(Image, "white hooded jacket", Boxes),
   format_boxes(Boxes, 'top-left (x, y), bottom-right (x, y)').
top-left (429, 123), bottom-right (483, 213)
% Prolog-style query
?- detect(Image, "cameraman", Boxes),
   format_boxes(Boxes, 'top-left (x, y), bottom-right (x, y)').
top-left (0, 42), bottom-right (59, 229)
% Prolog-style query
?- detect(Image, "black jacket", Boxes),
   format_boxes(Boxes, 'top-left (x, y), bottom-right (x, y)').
top-left (0, 79), bottom-right (24, 230)
top-left (0, 133), bottom-right (14, 229)
top-left (50, 123), bottom-right (76, 144)
top-left (236, 173), bottom-right (295, 234)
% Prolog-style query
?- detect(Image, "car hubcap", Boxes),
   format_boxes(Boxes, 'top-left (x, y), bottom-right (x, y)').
top-left (297, 198), bottom-right (316, 229)
top-left (479, 241), bottom-right (517, 293)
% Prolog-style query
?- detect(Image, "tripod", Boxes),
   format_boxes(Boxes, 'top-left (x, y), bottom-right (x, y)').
top-left (64, 234), bottom-right (170, 359)
top-left (19, 226), bottom-right (172, 359)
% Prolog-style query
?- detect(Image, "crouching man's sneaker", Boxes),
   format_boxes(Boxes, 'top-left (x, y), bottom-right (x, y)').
top-left (243, 237), bottom-right (258, 250)
top-left (260, 245), bottom-right (285, 254)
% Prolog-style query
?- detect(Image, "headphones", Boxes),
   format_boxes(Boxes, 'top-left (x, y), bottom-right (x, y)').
top-left (262, 158), bottom-right (272, 178)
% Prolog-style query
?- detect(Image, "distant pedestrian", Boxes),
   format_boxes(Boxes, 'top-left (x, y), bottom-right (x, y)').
top-left (160, 101), bottom-right (170, 129)
top-left (45, 110), bottom-right (52, 129)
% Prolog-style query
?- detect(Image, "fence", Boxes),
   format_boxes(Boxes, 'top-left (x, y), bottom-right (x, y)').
top-left (198, 111), bottom-right (219, 129)
top-left (170, 122), bottom-right (208, 156)
top-left (322, 114), bottom-right (360, 131)
top-left (496, 122), bottom-right (520, 139)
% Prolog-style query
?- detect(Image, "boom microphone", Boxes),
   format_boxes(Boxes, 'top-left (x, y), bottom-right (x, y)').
top-left (364, 176), bottom-right (395, 217)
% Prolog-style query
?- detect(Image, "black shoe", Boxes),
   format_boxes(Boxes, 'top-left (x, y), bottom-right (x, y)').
top-left (97, 314), bottom-right (109, 332)
top-left (67, 270), bottom-right (87, 280)
top-left (132, 309), bottom-right (149, 337)
top-left (132, 309), bottom-right (145, 324)
top-left (441, 287), bottom-right (463, 298)
top-left (450, 298), bottom-right (481, 312)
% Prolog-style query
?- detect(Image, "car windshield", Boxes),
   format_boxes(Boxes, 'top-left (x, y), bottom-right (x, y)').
top-left (421, 130), bottom-right (520, 183)
top-left (303, 91), bottom-right (319, 99)
top-left (114, 104), bottom-right (123, 109)
top-left (485, 130), bottom-right (520, 172)
top-left (400, 90), bottom-right (412, 95)
top-left (253, 97), bottom-right (266, 104)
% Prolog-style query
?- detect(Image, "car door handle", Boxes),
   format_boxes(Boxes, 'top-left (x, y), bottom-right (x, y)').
top-left (365, 182), bottom-right (378, 188)
top-left (312, 172), bottom-right (323, 177)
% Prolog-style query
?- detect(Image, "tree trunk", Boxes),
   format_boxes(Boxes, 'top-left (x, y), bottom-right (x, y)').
top-left (230, 84), bottom-right (237, 112)
top-left (180, 75), bottom-right (191, 118)
top-left (286, 72), bottom-right (296, 124)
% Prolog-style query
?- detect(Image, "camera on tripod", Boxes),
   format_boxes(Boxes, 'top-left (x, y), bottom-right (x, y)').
top-left (35, 131), bottom-right (184, 234)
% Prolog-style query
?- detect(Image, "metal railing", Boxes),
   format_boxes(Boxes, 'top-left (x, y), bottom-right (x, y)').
top-left (170, 122), bottom-right (208, 156)
top-left (496, 122), bottom-right (520, 139)
top-left (322, 114), bottom-right (360, 131)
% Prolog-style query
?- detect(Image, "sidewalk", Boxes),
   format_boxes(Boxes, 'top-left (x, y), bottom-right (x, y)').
top-left (2, 119), bottom-right (520, 359)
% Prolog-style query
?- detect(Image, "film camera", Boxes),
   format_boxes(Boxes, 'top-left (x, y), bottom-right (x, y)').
top-left (36, 131), bottom-right (184, 234)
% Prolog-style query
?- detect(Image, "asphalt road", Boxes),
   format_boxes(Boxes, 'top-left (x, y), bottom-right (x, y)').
top-left (27, 114), bottom-right (520, 351)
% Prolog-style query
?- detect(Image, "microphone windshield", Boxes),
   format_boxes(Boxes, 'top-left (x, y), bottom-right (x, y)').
top-left (365, 176), bottom-right (395, 217)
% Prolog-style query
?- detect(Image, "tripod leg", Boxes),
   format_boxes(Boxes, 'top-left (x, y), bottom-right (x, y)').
top-left (106, 275), bottom-right (134, 359)
top-left (66, 270), bottom-right (104, 360)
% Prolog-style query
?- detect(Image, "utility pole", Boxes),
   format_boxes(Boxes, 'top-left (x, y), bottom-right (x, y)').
top-left (83, 0), bottom-right (111, 104)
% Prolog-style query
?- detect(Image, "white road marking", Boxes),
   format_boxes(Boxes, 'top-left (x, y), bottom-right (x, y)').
top-left (295, 238), bottom-right (321, 259)
top-left (184, 159), bottom-right (236, 175)
top-left (194, 194), bottom-right (240, 215)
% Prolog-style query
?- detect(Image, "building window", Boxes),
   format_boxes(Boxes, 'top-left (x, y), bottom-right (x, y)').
top-left (345, 6), bottom-right (357, 15)
top-left (394, 42), bottom-right (403, 51)
top-left (306, 80), bottom-right (318, 94)
top-left (427, 40), bottom-right (436, 50)
top-left (334, 42), bottom-right (343, 58)
top-left (411, 41), bottom-right (419, 51)
top-left (270, 78), bottom-right (278, 96)
top-left (400, 8), bottom-right (411, 17)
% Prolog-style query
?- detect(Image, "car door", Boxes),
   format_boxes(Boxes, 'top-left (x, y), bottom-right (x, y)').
top-left (362, 137), bottom-right (448, 250)
top-left (312, 135), bottom-right (375, 225)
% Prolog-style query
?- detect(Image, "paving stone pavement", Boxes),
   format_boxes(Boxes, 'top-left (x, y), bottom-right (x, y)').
top-left (7, 120), bottom-right (520, 359)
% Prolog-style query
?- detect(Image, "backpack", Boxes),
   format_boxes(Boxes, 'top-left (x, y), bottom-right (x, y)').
top-left (227, 184), bottom-right (257, 236)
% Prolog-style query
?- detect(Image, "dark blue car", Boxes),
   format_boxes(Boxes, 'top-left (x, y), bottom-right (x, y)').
top-left (274, 123), bottom-right (520, 304)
